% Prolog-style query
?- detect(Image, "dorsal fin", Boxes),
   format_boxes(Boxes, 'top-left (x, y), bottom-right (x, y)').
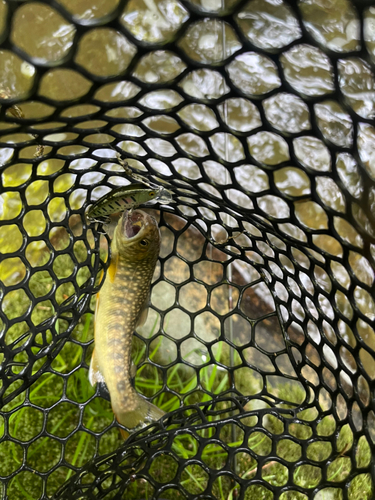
top-left (136, 293), bottom-right (150, 329)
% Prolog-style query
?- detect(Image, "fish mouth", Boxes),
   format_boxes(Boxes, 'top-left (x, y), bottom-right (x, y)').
top-left (124, 210), bottom-right (144, 239)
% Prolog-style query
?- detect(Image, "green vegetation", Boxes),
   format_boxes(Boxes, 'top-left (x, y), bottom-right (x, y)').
top-left (1, 305), bottom-right (373, 499)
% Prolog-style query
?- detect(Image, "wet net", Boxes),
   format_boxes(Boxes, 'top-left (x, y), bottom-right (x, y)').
top-left (0, 0), bottom-right (375, 499)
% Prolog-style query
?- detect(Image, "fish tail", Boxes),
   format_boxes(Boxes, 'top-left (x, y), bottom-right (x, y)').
top-left (113, 393), bottom-right (165, 436)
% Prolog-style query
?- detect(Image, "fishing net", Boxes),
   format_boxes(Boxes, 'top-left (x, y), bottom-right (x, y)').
top-left (0, 0), bottom-right (374, 498)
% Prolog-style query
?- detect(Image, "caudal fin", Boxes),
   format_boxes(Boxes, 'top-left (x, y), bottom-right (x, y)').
top-left (113, 395), bottom-right (165, 438)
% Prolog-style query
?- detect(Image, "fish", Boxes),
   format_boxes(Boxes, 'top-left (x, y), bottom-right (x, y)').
top-left (86, 183), bottom-right (172, 223)
top-left (89, 209), bottom-right (164, 434)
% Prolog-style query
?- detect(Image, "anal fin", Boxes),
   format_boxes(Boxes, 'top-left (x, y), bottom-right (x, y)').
top-left (89, 348), bottom-right (105, 386)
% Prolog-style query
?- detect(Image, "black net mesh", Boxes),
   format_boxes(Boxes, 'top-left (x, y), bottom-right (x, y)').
top-left (0, 0), bottom-right (375, 499)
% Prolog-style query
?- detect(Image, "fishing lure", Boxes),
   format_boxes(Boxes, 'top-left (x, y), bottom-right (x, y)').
top-left (86, 183), bottom-right (172, 223)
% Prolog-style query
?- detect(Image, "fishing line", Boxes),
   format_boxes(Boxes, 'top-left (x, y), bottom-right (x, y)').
top-left (85, 130), bottom-right (174, 228)
top-left (217, 1), bottom-right (238, 479)
top-left (92, 128), bottom-right (169, 190)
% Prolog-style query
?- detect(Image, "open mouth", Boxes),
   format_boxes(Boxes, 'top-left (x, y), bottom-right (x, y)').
top-left (124, 211), bottom-right (144, 238)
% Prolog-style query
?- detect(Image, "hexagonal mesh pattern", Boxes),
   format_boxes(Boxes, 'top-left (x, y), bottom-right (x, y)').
top-left (0, 0), bottom-right (374, 499)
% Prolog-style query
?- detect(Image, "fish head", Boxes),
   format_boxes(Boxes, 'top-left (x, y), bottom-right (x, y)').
top-left (115, 209), bottom-right (161, 261)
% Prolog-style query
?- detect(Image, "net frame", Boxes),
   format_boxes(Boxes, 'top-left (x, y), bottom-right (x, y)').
top-left (0, 0), bottom-right (374, 499)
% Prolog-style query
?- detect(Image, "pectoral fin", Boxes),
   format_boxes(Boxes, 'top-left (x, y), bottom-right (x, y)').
top-left (108, 252), bottom-right (119, 283)
top-left (89, 348), bottom-right (105, 386)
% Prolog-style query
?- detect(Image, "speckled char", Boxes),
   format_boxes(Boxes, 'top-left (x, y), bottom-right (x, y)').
top-left (89, 209), bottom-right (164, 433)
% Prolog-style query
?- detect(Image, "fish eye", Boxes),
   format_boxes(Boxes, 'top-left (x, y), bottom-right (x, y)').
top-left (140, 239), bottom-right (148, 247)
top-left (149, 192), bottom-right (155, 196)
